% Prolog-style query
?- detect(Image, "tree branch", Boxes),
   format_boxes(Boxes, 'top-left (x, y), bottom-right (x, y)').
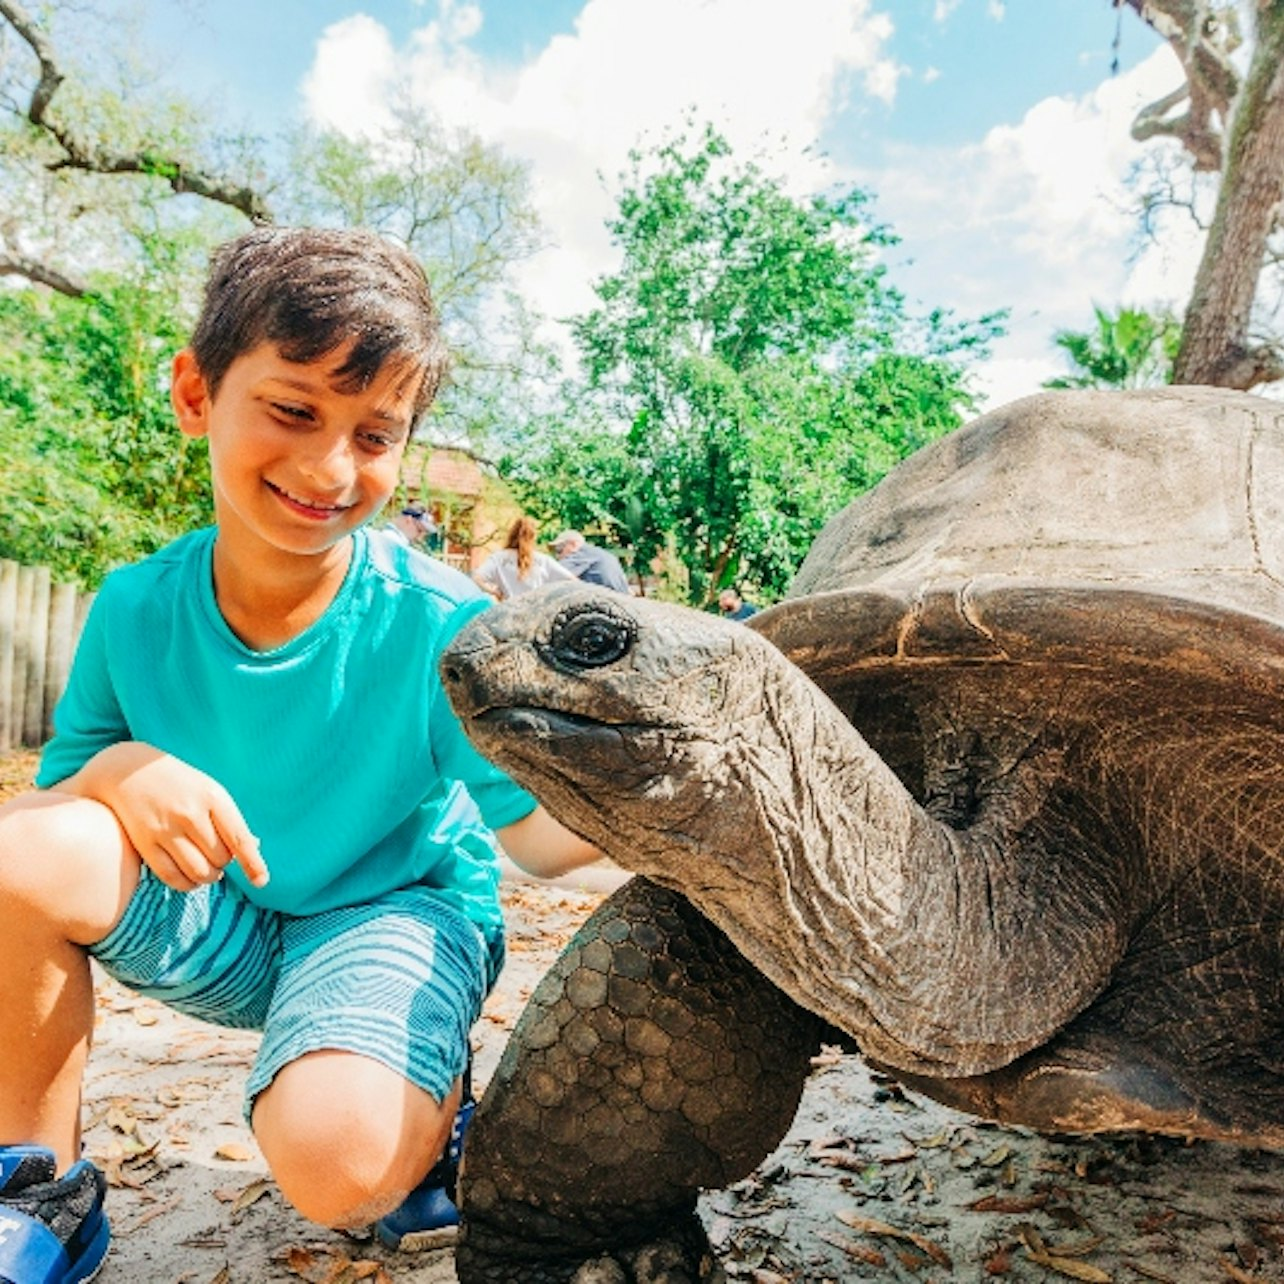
top-left (0, 250), bottom-right (86, 295)
top-left (0, 0), bottom-right (272, 223)
top-left (1114, 0), bottom-right (1240, 171)
top-left (0, 0), bottom-right (63, 122)
top-left (415, 439), bottom-right (500, 471)
top-left (1171, 2), bottom-right (1284, 387)
top-left (1191, 340), bottom-right (1284, 388)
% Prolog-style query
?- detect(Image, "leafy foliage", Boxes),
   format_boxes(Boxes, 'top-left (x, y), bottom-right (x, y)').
top-left (505, 127), bottom-right (1003, 605)
top-left (1043, 304), bottom-right (1181, 390)
top-left (0, 250), bottom-right (213, 586)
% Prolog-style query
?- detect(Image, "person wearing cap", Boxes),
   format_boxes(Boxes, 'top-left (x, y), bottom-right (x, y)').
top-left (551, 530), bottom-right (630, 594)
top-left (390, 503), bottom-right (438, 549)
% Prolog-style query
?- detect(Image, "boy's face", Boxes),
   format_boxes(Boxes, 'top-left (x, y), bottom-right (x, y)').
top-left (172, 342), bottom-right (419, 559)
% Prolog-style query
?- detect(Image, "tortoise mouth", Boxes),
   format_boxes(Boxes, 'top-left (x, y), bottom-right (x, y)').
top-left (475, 705), bottom-right (658, 743)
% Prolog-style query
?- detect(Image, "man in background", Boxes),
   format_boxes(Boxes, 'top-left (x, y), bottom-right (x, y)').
top-left (390, 504), bottom-right (439, 550)
top-left (551, 530), bottom-right (630, 593)
top-left (718, 587), bottom-right (757, 621)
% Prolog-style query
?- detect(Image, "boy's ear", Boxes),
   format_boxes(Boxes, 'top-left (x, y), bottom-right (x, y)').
top-left (171, 349), bottom-right (211, 439)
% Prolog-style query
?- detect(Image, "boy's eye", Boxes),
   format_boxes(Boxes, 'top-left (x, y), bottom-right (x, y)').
top-left (270, 402), bottom-right (313, 422)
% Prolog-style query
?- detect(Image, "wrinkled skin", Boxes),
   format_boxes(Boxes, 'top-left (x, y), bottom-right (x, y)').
top-left (442, 389), bottom-right (1284, 1281)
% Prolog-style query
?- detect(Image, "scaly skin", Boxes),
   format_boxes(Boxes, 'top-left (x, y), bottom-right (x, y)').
top-left (442, 390), bottom-right (1284, 1275)
top-left (456, 878), bottom-right (824, 1284)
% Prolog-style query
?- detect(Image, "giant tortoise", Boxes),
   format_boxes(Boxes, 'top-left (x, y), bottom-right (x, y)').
top-left (440, 387), bottom-right (1284, 1282)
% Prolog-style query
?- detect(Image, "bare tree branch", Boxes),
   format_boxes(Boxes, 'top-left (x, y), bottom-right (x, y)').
top-left (0, 0), bottom-right (63, 122)
top-left (1114, 0), bottom-right (1240, 170)
top-left (415, 439), bottom-right (500, 470)
top-left (0, 0), bottom-right (271, 223)
top-left (1114, 0), bottom-right (1284, 389)
top-left (0, 249), bottom-right (85, 295)
top-left (1170, 2), bottom-right (1284, 386)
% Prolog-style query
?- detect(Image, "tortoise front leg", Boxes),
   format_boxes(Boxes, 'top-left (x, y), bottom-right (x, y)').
top-left (456, 877), bottom-right (824, 1284)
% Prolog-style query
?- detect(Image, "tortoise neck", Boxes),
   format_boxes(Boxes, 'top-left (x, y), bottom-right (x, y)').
top-left (627, 657), bottom-right (1132, 1082)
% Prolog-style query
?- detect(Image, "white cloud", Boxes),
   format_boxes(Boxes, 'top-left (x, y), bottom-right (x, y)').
top-left (973, 355), bottom-right (1061, 408)
top-left (302, 15), bottom-right (399, 135)
top-left (304, 0), bottom-right (902, 327)
top-left (923, 65), bottom-right (942, 84)
top-left (441, 0), bottom-right (482, 41)
top-left (851, 45), bottom-right (1206, 406)
top-left (302, 4), bottom-right (1212, 410)
top-left (987, 0), bottom-right (1006, 20)
top-left (933, 0), bottom-right (963, 22)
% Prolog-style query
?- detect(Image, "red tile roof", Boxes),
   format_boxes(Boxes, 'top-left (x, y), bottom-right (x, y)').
top-left (424, 450), bottom-right (483, 497)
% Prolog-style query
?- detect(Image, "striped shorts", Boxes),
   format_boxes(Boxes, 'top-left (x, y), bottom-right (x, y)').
top-left (89, 867), bottom-right (504, 1119)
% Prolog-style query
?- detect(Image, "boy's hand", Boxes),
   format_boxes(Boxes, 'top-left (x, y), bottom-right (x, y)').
top-left (62, 742), bottom-right (270, 892)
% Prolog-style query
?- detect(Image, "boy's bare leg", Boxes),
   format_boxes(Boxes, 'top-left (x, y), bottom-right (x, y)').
top-left (0, 788), bottom-right (461, 1229)
top-left (254, 1052), bottom-right (462, 1228)
top-left (0, 791), bottom-right (140, 1171)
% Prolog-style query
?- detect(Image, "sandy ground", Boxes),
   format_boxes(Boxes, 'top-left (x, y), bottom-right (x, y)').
top-left (3, 751), bottom-right (1284, 1282)
top-left (82, 876), bottom-right (1284, 1284)
top-left (80, 873), bottom-right (609, 1284)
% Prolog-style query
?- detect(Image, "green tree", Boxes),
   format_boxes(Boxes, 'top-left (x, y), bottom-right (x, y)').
top-left (1044, 304), bottom-right (1181, 389)
top-left (0, 237), bottom-right (214, 584)
top-left (0, 2), bottom-right (548, 586)
top-left (506, 126), bottom-right (1001, 605)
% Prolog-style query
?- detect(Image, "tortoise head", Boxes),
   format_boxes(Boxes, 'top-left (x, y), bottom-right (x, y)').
top-left (441, 584), bottom-right (829, 865)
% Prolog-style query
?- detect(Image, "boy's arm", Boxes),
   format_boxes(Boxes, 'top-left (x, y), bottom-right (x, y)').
top-left (496, 805), bottom-right (605, 879)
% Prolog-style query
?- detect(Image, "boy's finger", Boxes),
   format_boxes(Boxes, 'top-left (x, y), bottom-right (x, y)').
top-left (144, 847), bottom-right (197, 893)
top-left (234, 837), bottom-right (270, 888)
top-left (211, 803), bottom-right (270, 887)
top-left (223, 826), bottom-right (269, 887)
top-left (167, 835), bottom-right (218, 885)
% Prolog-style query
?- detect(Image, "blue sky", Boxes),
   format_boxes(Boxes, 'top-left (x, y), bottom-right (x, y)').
top-left (866, 1), bottom-right (1160, 146)
top-left (139, 0), bottom-right (1191, 405)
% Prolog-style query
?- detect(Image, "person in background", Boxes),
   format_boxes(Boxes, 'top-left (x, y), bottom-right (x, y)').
top-left (389, 503), bottom-right (437, 549)
top-left (473, 516), bottom-right (577, 600)
top-left (550, 529), bottom-right (630, 594)
top-left (0, 226), bottom-right (604, 1282)
top-left (718, 587), bottom-right (758, 621)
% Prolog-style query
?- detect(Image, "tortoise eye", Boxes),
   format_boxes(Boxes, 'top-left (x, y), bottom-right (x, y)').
top-left (548, 605), bottom-right (637, 669)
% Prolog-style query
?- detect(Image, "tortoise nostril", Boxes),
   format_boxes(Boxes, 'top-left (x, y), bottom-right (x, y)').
top-left (442, 662), bottom-right (463, 685)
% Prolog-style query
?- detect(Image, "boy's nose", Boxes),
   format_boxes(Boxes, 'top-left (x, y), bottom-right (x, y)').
top-left (297, 437), bottom-right (357, 490)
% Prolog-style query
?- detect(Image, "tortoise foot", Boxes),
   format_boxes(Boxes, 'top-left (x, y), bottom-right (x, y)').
top-left (456, 1210), bottom-right (724, 1284)
top-left (570, 1235), bottom-right (726, 1283)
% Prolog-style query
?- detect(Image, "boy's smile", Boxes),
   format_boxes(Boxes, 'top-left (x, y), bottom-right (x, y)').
top-left (173, 341), bottom-right (418, 559)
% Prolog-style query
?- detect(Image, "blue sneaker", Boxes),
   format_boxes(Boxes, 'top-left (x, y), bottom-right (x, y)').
top-left (375, 1096), bottom-right (474, 1252)
top-left (0, 1146), bottom-right (110, 1283)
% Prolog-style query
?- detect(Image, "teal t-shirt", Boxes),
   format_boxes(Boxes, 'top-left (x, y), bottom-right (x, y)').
top-left (37, 526), bottom-right (537, 931)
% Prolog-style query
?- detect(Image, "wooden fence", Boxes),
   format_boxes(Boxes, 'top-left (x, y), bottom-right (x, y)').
top-left (0, 560), bottom-right (94, 750)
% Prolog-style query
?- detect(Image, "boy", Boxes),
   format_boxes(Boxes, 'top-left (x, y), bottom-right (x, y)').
top-left (0, 226), bottom-right (601, 1282)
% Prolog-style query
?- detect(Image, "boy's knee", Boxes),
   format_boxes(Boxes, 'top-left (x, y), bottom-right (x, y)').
top-left (259, 1110), bottom-right (429, 1226)
top-left (256, 1089), bottom-right (452, 1227)
top-left (1, 792), bottom-right (103, 861)
top-left (0, 795), bottom-right (75, 892)
top-left (0, 793), bottom-right (135, 933)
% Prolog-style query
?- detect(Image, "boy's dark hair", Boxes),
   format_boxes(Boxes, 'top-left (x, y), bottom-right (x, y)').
top-left (189, 226), bottom-right (449, 420)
